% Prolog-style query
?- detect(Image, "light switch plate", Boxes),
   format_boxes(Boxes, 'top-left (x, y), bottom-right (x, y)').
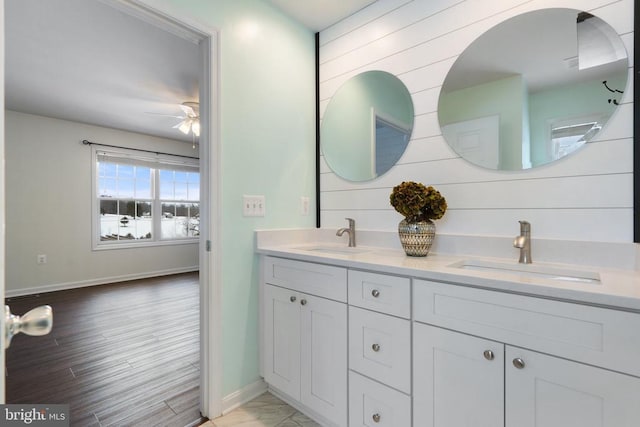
top-left (243, 195), bottom-right (265, 217)
top-left (300, 196), bottom-right (310, 215)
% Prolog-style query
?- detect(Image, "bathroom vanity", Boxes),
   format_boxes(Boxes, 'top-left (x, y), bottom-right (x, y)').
top-left (257, 230), bottom-right (640, 427)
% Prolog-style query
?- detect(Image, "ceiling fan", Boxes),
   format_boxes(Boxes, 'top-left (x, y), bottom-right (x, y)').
top-left (173, 102), bottom-right (200, 136)
top-left (174, 101), bottom-right (200, 137)
top-left (148, 101), bottom-right (200, 137)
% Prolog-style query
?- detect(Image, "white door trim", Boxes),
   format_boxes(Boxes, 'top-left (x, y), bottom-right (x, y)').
top-left (98, 0), bottom-right (223, 418)
top-left (0, 0), bottom-right (6, 404)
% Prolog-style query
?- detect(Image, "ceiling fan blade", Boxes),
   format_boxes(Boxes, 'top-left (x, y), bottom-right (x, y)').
top-left (180, 104), bottom-right (196, 118)
top-left (176, 118), bottom-right (193, 135)
top-left (172, 118), bottom-right (187, 128)
top-left (192, 119), bottom-right (200, 137)
top-left (145, 112), bottom-right (186, 119)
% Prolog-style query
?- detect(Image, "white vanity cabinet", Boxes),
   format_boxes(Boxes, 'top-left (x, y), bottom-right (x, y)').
top-left (259, 247), bottom-right (640, 427)
top-left (413, 279), bottom-right (640, 427)
top-left (262, 257), bottom-right (348, 427)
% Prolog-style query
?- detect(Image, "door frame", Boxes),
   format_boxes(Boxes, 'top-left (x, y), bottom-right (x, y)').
top-left (111, 1), bottom-right (223, 418)
top-left (0, 0), bottom-right (6, 403)
top-left (111, 0), bottom-right (223, 417)
top-left (0, 0), bottom-right (222, 417)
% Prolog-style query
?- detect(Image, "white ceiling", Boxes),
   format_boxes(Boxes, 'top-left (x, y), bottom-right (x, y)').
top-left (5, 0), bottom-right (201, 143)
top-left (267, 0), bottom-right (378, 32)
top-left (5, 0), bottom-right (376, 143)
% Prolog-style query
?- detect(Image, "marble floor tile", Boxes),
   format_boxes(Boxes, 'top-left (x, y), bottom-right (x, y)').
top-left (204, 392), bottom-right (321, 427)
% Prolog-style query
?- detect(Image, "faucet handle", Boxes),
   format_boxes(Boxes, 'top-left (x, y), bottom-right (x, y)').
top-left (345, 217), bottom-right (355, 227)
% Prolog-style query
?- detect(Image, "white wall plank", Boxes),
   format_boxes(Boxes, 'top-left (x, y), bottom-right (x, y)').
top-left (321, 138), bottom-right (633, 192)
top-left (322, 174), bottom-right (632, 210)
top-left (319, 0), bottom-right (413, 46)
top-left (321, 208), bottom-right (633, 242)
top-left (319, 0), bottom-right (635, 243)
top-left (320, 0), bottom-right (465, 65)
top-left (320, 0), bottom-right (629, 84)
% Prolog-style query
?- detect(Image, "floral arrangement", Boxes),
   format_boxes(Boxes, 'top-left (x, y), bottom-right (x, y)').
top-left (389, 181), bottom-right (447, 222)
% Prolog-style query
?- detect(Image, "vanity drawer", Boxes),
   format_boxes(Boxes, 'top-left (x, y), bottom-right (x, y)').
top-left (349, 306), bottom-right (411, 393)
top-left (349, 371), bottom-right (411, 427)
top-left (348, 270), bottom-right (410, 318)
top-left (263, 256), bottom-right (347, 302)
top-left (413, 279), bottom-right (640, 377)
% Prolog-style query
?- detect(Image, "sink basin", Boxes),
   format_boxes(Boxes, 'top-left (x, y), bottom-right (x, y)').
top-left (449, 259), bottom-right (601, 284)
top-left (297, 246), bottom-right (370, 255)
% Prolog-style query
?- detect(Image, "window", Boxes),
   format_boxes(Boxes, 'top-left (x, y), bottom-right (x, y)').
top-left (94, 149), bottom-right (199, 248)
top-left (159, 169), bottom-right (200, 240)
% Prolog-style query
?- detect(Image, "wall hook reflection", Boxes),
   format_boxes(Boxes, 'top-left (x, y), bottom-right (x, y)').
top-left (603, 80), bottom-right (623, 105)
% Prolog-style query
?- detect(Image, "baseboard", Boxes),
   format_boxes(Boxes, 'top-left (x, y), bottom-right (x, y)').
top-left (5, 266), bottom-right (199, 298)
top-left (221, 379), bottom-right (268, 415)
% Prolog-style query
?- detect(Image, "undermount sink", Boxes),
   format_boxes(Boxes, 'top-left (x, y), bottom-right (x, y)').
top-left (297, 246), bottom-right (370, 255)
top-left (449, 259), bottom-right (601, 284)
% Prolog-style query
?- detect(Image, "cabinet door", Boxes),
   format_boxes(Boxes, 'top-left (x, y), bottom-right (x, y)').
top-left (414, 323), bottom-right (504, 427)
top-left (263, 284), bottom-right (301, 400)
top-left (506, 346), bottom-right (640, 427)
top-left (300, 293), bottom-right (348, 427)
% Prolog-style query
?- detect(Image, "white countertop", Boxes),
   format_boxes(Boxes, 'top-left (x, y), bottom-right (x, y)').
top-left (256, 230), bottom-right (640, 312)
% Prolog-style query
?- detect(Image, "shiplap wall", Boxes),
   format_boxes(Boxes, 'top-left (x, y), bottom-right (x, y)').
top-left (319, 0), bottom-right (634, 242)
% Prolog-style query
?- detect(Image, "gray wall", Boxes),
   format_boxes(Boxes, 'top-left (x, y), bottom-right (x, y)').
top-left (5, 110), bottom-right (199, 295)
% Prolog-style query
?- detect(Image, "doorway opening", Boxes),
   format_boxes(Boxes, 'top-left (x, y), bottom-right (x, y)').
top-left (3, 0), bottom-right (220, 423)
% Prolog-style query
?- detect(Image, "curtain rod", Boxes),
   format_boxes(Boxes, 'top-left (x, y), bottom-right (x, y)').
top-left (82, 139), bottom-right (200, 160)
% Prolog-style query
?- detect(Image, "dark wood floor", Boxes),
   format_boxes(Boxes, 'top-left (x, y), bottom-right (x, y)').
top-left (5, 272), bottom-right (205, 427)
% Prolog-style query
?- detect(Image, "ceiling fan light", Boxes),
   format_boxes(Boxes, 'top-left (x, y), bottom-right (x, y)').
top-left (178, 118), bottom-right (192, 135)
top-left (192, 119), bottom-right (200, 137)
top-left (181, 102), bottom-right (199, 118)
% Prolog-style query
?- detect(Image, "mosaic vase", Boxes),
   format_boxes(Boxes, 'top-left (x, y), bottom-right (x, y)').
top-left (398, 219), bottom-right (436, 257)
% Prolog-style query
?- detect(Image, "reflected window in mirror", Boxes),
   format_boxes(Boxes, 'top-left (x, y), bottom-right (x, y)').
top-left (438, 9), bottom-right (628, 171)
top-left (322, 71), bottom-right (414, 182)
top-left (375, 112), bottom-right (411, 177)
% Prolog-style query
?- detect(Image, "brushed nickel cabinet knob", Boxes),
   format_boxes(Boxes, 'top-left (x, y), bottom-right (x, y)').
top-left (513, 358), bottom-right (526, 369)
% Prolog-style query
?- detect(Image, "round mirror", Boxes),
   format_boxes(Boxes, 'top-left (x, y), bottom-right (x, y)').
top-left (438, 9), bottom-right (628, 171)
top-left (322, 71), bottom-right (414, 181)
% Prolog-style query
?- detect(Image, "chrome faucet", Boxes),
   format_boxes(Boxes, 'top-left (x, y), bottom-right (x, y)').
top-left (513, 220), bottom-right (532, 264)
top-left (336, 218), bottom-right (356, 247)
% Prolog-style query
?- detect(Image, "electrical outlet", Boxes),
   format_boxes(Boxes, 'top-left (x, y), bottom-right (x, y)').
top-left (243, 195), bottom-right (265, 217)
top-left (300, 196), bottom-right (310, 216)
top-left (37, 254), bottom-right (47, 265)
